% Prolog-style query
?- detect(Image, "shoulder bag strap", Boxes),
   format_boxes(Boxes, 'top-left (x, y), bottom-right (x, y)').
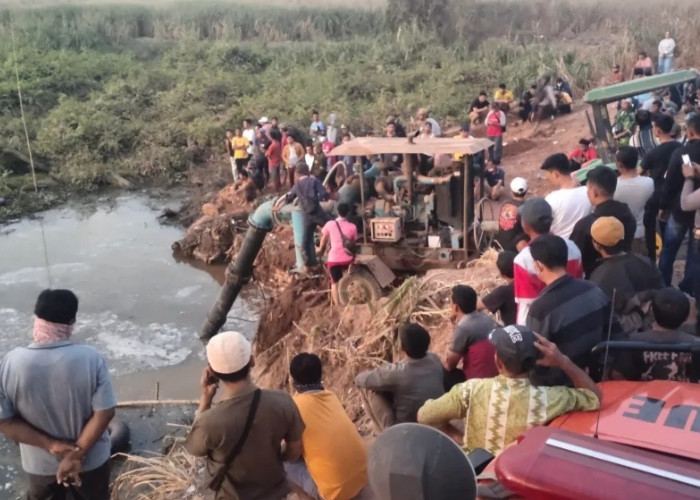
top-left (334, 220), bottom-right (348, 242)
top-left (209, 389), bottom-right (262, 492)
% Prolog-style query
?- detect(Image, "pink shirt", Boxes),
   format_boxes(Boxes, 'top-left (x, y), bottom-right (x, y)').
top-left (322, 218), bottom-right (357, 265)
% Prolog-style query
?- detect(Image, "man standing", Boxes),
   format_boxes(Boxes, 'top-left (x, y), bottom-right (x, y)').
top-left (266, 130), bottom-right (283, 192)
top-left (526, 235), bottom-right (616, 386)
top-left (514, 198), bottom-right (583, 325)
top-left (0, 290), bottom-right (117, 499)
top-left (613, 99), bottom-right (636, 146)
top-left (355, 324), bottom-right (445, 432)
top-left (658, 31), bottom-right (676, 74)
top-left (589, 217), bottom-right (664, 333)
top-left (494, 177), bottom-right (528, 252)
top-left (642, 113), bottom-right (681, 260)
top-left (185, 331), bottom-right (304, 500)
top-left (282, 135), bottom-right (305, 188)
top-left (287, 354), bottom-right (368, 500)
top-left (443, 286), bottom-right (499, 387)
top-left (309, 110), bottom-right (325, 137)
top-left (614, 146), bottom-right (654, 254)
top-left (570, 166), bottom-right (637, 277)
top-left (242, 119), bottom-right (256, 164)
top-left (485, 103), bottom-right (506, 165)
top-left (224, 129), bottom-right (236, 179)
top-left (279, 163), bottom-right (330, 269)
top-left (658, 114), bottom-right (700, 290)
top-left (542, 153), bottom-right (592, 239)
top-left (231, 128), bottom-right (250, 182)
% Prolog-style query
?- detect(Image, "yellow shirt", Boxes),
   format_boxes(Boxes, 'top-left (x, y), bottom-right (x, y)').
top-left (231, 137), bottom-right (250, 160)
top-left (559, 92), bottom-right (573, 105)
top-left (293, 391), bottom-right (368, 500)
top-left (494, 89), bottom-right (515, 102)
top-left (418, 374), bottom-right (599, 456)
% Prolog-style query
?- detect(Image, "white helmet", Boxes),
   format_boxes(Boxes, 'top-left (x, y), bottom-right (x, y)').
top-left (510, 177), bottom-right (528, 196)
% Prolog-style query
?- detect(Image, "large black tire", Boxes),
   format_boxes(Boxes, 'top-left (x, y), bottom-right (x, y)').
top-left (338, 268), bottom-right (383, 305)
top-left (108, 418), bottom-right (131, 454)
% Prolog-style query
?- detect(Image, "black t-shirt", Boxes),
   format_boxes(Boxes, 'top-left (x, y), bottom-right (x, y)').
top-left (613, 330), bottom-right (700, 383)
top-left (482, 283), bottom-right (516, 326)
top-left (484, 167), bottom-right (505, 187)
top-left (570, 200), bottom-right (637, 278)
top-left (471, 98), bottom-right (490, 111)
top-left (641, 141), bottom-right (682, 198)
top-left (494, 198), bottom-right (523, 252)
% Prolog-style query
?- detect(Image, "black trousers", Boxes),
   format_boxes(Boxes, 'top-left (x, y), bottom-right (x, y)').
top-left (26, 461), bottom-right (110, 500)
top-left (643, 199), bottom-right (663, 261)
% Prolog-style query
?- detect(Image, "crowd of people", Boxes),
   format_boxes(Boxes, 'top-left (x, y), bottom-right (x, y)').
top-left (3, 31), bottom-right (700, 500)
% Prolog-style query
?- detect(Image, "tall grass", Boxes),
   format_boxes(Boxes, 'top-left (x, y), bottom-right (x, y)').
top-left (1, 0), bottom-right (698, 188)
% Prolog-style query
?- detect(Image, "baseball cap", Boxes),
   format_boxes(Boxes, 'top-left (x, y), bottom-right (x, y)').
top-left (259, 116), bottom-right (270, 124)
top-left (591, 216), bottom-right (624, 246)
top-left (488, 325), bottom-right (539, 373)
top-left (510, 177), bottom-right (528, 196)
top-left (206, 331), bottom-right (252, 374)
top-left (369, 423), bottom-right (477, 500)
top-left (519, 198), bottom-right (552, 228)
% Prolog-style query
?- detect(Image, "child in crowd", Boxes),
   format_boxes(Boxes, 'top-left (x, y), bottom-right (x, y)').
top-left (478, 251), bottom-right (517, 326)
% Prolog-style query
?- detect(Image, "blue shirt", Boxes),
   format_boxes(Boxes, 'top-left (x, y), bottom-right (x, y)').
top-left (0, 341), bottom-right (117, 475)
top-left (310, 121), bottom-right (326, 136)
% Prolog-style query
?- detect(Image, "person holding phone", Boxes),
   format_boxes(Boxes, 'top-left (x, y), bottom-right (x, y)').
top-left (658, 114), bottom-right (700, 292)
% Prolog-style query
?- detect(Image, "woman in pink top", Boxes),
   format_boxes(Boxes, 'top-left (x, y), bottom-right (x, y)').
top-left (485, 102), bottom-right (506, 165)
top-left (316, 203), bottom-right (358, 305)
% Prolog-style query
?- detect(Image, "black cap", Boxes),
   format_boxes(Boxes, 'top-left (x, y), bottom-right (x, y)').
top-left (369, 423), bottom-right (477, 500)
top-left (488, 325), bottom-right (539, 373)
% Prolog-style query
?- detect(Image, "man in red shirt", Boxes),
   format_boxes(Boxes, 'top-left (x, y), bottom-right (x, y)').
top-left (443, 285), bottom-right (499, 389)
top-left (265, 131), bottom-right (283, 191)
top-left (568, 139), bottom-right (598, 167)
top-left (485, 102), bottom-right (506, 165)
top-left (513, 198), bottom-right (583, 325)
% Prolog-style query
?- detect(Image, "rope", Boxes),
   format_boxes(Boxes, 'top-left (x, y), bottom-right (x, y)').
top-left (10, 18), bottom-right (53, 287)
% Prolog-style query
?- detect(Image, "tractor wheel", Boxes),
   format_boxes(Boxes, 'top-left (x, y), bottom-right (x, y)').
top-left (338, 268), bottom-right (383, 305)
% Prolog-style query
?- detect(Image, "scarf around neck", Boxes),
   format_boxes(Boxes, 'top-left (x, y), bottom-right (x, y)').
top-left (294, 382), bottom-right (324, 394)
top-left (33, 317), bottom-right (74, 344)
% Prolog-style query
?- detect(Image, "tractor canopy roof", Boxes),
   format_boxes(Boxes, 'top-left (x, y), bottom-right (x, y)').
top-left (584, 70), bottom-right (698, 104)
top-left (328, 136), bottom-right (493, 157)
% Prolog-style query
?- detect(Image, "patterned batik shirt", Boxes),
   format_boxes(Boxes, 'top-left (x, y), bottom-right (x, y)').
top-left (417, 375), bottom-right (599, 456)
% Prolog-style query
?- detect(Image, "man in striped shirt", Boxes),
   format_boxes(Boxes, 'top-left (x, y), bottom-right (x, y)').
top-left (513, 198), bottom-right (583, 325)
top-left (418, 325), bottom-right (600, 456)
top-left (526, 235), bottom-right (618, 386)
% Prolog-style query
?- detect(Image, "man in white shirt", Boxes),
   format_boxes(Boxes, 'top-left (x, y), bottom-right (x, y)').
top-left (541, 153), bottom-right (592, 238)
top-left (243, 119), bottom-right (256, 160)
top-left (614, 146), bottom-right (655, 255)
top-left (658, 31), bottom-right (676, 74)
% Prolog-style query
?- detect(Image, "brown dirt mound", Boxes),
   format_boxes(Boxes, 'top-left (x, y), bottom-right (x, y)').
top-left (252, 250), bottom-right (505, 434)
top-left (171, 214), bottom-right (236, 264)
top-left (504, 138), bottom-right (537, 157)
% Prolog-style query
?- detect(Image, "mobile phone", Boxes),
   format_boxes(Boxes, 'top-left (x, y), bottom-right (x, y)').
top-left (682, 154), bottom-right (691, 166)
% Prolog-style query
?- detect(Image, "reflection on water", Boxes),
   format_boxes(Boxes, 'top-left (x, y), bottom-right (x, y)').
top-left (0, 194), bottom-right (259, 386)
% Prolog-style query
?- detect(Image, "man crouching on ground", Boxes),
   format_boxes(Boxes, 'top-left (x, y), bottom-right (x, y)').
top-left (0, 289), bottom-right (117, 499)
top-left (418, 325), bottom-right (601, 456)
top-left (185, 331), bottom-right (305, 500)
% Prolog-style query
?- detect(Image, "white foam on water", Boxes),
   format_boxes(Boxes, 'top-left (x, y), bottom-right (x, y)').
top-left (0, 308), bottom-right (196, 376)
top-left (0, 263), bottom-right (89, 286)
top-left (174, 285), bottom-right (202, 299)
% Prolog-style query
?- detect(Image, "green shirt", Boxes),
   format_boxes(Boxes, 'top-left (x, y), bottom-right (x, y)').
top-left (615, 110), bottom-right (636, 145)
top-left (418, 374), bottom-right (599, 456)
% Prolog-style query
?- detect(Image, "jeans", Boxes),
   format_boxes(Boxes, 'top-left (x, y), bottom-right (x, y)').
top-left (658, 213), bottom-right (694, 292)
top-left (302, 220), bottom-right (320, 267)
top-left (658, 55), bottom-right (674, 74)
top-left (488, 135), bottom-right (503, 165)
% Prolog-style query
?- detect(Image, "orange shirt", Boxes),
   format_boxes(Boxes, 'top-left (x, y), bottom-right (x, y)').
top-left (293, 391), bottom-right (367, 500)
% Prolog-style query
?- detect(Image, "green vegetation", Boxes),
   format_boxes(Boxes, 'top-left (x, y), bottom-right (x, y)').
top-left (0, 0), bottom-right (698, 195)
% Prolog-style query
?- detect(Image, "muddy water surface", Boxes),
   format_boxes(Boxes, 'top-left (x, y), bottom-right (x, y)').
top-left (0, 194), bottom-right (260, 401)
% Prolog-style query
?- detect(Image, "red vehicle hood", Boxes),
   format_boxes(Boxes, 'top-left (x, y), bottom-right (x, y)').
top-left (549, 380), bottom-right (700, 461)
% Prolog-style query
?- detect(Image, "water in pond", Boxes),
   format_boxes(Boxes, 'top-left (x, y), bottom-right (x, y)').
top-left (0, 194), bottom-right (260, 401)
